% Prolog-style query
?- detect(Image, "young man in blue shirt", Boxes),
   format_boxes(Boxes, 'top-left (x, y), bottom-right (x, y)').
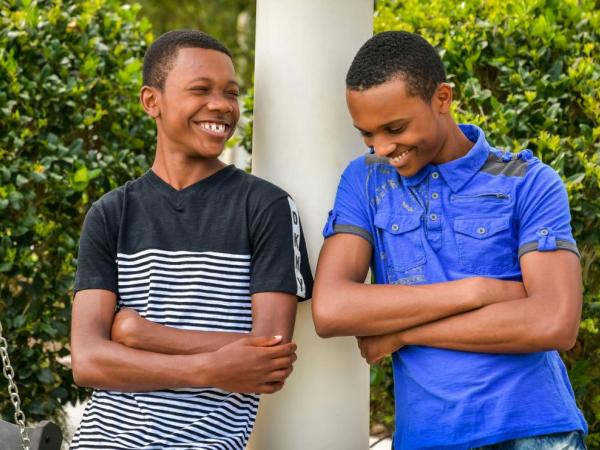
top-left (312, 31), bottom-right (587, 449)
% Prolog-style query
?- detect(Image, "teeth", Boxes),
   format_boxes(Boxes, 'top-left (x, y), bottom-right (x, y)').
top-left (199, 122), bottom-right (226, 133)
top-left (390, 150), bottom-right (410, 164)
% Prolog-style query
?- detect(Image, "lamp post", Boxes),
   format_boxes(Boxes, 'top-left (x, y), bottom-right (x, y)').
top-left (248, 1), bottom-right (373, 449)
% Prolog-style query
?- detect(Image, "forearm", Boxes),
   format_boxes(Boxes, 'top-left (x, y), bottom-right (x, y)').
top-left (115, 292), bottom-right (297, 354)
top-left (72, 338), bottom-right (214, 391)
top-left (118, 317), bottom-right (248, 354)
top-left (360, 251), bottom-right (583, 361)
top-left (315, 277), bottom-right (521, 337)
top-left (399, 294), bottom-right (575, 353)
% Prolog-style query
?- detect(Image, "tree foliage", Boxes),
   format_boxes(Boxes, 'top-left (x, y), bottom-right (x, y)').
top-left (372, 0), bottom-right (600, 445)
top-left (0, 0), bottom-right (154, 423)
top-left (136, 0), bottom-right (256, 91)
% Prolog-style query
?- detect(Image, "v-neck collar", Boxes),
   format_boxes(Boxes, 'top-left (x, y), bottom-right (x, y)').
top-left (143, 165), bottom-right (236, 212)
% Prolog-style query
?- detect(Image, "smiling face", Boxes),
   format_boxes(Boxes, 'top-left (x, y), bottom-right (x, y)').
top-left (144, 47), bottom-right (240, 160)
top-left (346, 77), bottom-right (452, 177)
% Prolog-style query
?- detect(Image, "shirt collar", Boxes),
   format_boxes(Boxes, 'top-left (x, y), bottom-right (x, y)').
top-left (436, 124), bottom-right (491, 192)
top-left (403, 124), bottom-right (490, 190)
top-left (403, 163), bottom-right (431, 187)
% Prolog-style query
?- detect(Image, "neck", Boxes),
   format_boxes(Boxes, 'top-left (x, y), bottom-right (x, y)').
top-left (151, 137), bottom-right (226, 191)
top-left (431, 119), bottom-right (474, 165)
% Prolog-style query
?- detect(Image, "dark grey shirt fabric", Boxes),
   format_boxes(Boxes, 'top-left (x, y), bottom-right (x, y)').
top-left (71, 165), bottom-right (312, 450)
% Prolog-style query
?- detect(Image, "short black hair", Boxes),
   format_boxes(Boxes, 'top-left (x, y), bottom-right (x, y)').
top-left (346, 31), bottom-right (446, 101)
top-left (142, 29), bottom-right (232, 90)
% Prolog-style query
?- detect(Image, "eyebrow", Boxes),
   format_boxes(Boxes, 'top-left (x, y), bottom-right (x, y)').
top-left (187, 77), bottom-right (239, 87)
top-left (354, 118), bottom-right (411, 133)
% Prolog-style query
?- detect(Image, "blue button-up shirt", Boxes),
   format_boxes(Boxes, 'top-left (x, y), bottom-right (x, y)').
top-left (324, 125), bottom-right (586, 449)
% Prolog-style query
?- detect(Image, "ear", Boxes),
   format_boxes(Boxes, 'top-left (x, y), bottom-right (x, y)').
top-left (140, 85), bottom-right (161, 118)
top-left (433, 82), bottom-right (453, 114)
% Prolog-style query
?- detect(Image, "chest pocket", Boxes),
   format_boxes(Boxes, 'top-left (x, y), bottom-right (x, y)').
top-left (374, 211), bottom-right (426, 284)
top-left (453, 214), bottom-right (515, 275)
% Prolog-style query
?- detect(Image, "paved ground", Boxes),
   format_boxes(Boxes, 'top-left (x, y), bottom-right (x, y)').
top-left (369, 436), bottom-right (393, 449)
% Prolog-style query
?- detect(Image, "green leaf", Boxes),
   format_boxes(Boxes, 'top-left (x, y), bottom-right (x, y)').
top-left (74, 167), bottom-right (89, 184)
top-left (36, 368), bottom-right (54, 385)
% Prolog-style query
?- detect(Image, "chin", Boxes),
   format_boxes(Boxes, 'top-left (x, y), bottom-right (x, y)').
top-left (193, 146), bottom-right (226, 159)
top-left (396, 166), bottom-right (419, 177)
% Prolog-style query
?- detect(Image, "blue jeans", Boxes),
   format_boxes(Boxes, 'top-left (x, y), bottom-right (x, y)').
top-left (471, 431), bottom-right (587, 450)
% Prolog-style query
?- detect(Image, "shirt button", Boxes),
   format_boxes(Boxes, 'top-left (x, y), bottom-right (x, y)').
top-left (540, 228), bottom-right (549, 236)
top-left (430, 213), bottom-right (438, 221)
top-left (431, 192), bottom-right (439, 199)
top-left (391, 224), bottom-right (399, 231)
top-left (477, 227), bottom-right (486, 235)
top-left (431, 172), bottom-right (440, 179)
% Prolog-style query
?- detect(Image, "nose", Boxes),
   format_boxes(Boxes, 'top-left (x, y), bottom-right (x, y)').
top-left (368, 138), bottom-right (396, 158)
top-left (206, 94), bottom-right (234, 113)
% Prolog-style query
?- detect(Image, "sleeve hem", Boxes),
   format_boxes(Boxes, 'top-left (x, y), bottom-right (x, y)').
top-left (518, 239), bottom-right (580, 259)
top-left (328, 224), bottom-right (373, 246)
top-left (73, 278), bottom-right (118, 296)
top-left (250, 285), bottom-right (312, 302)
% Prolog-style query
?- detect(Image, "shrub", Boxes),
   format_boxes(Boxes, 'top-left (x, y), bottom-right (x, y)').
top-left (372, 0), bottom-right (600, 445)
top-left (0, 0), bottom-right (154, 423)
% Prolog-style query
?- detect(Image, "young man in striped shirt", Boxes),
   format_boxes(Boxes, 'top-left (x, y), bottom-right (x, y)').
top-left (70, 30), bottom-right (312, 449)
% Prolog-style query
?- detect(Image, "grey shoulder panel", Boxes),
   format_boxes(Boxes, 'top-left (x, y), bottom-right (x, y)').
top-left (480, 154), bottom-right (528, 177)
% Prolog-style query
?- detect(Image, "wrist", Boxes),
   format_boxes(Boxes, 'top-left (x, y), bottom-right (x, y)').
top-left (470, 277), bottom-right (491, 307)
top-left (396, 329), bottom-right (414, 346)
top-left (182, 353), bottom-right (218, 389)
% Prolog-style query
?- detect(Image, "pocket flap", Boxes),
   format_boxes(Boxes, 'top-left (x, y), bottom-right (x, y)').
top-left (453, 215), bottom-right (511, 239)
top-left (374, 211), bottom-right (422, 235)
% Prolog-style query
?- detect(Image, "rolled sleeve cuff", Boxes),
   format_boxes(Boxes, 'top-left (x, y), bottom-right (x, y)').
top-left (518, 239), bottom-right (580, 259)
top-left (330, 224), bottom-right (373, 246)
top-left (322, 209), bottom-right (373, 245)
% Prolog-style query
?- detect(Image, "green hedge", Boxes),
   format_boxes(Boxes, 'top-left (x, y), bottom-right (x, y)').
top-left (2, 0), bottom-right (599, 444)
top-left (0, 0), bottom-right (154, 423)
top-left (372, 0), bottom-right (600, 445)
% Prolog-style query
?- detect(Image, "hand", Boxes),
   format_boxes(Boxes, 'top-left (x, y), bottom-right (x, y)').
top-left (111, 308), bottom-right (143, 347)
top-left (357, 334), bottom-right (403, 364)
top-left (209, 335), bottom-right (297, 394)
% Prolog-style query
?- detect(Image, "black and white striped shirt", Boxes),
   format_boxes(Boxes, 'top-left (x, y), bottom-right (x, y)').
top-left (71, 166), bottom-right (312, 449)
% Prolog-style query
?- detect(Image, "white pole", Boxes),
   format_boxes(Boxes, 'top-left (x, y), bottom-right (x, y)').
top-left (248, 1), bottom-right (373, 449)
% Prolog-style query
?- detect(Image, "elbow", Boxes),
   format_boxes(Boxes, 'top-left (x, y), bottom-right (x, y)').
top-left (312, 292), bottom-right (343, 338)
top-left (71, 352), bottom-right (94, 387)
top-left (542, 319), bottom-right (580, 352)
top-left (313, 314), bottom-right (337, 338)
top-left (71, 344), bottom-right (105, 388)
top-left (551, 325), bottom-right (579, 352)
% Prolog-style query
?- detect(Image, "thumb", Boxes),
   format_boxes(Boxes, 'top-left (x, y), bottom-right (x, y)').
top-left (244, 335), bottom-right (283, 347)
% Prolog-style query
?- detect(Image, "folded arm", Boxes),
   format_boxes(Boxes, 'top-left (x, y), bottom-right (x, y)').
top-left (71, 289), bottom-right (296, 393)
top-left (358, 250), bottom-right (582, 362)
top-left (312, 233), bottom-right (525, 337)
top-left (111, 291), bottom-right (297, 353)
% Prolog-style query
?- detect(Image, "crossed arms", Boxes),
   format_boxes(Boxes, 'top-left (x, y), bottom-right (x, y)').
top-left (71, 290), bottom-right (297, 393)
top-left (312, 233), bottom-right (582, 363)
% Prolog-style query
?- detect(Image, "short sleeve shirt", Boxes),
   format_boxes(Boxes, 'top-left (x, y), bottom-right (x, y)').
top-left (324, 125), bottom-right (586, 449)
top-left (71, 165), bottom-right (313, 450)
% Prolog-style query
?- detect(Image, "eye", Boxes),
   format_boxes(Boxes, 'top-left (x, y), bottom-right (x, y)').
top-left (226, 90), bottom-right (240, 97)
top-left (190, 86), bottom-right (209, 93)
top-left (388, 126), bottom-right (405, 134)
top-left (359, 131), bottom-right (372, 138)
